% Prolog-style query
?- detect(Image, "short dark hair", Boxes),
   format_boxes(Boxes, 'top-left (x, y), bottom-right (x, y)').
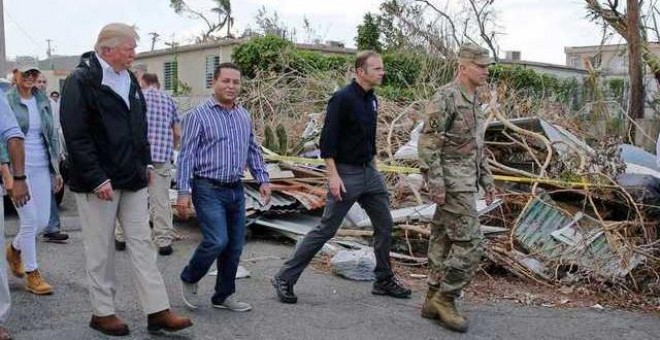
top-left (213, 62), bottom-right (241, 81)
top-left (141, 73), bottom-right (159, 86)
top-left (355, 50), bottom-right (380, 71)
top-left (50, 91), bottom-right (60, 96)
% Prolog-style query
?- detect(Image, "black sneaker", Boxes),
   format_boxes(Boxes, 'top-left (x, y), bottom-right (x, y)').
top-left (42, 231), bottom-right (69, 243)
top-left (271, 275), bottom-right (297, 304)
top-left (372, 276), bottom-right (412, 299)
top-left (114, 240), bottom-right (126, 251)
top-left (158, 245), bottom-right (173, 256)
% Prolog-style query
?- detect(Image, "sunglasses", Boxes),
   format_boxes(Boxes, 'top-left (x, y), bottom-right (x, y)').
top-left (21, 70), bottom-right (40, 78)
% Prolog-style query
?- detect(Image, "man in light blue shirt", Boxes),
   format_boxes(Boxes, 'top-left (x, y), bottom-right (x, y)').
top-left (0, 86), bottom-right (30, 340)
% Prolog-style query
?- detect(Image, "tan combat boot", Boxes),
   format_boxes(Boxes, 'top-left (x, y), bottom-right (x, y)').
top-left (421, 287), bottom-right (438, 319)
top-left (430, 293), bottom-right (468, 333)
top-left (6, 245), bottom-right (24, 278)
top-left (26, 270), bottom-right (53, 295)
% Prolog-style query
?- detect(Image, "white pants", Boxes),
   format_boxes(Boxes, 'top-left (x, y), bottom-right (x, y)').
top-left (75, 188), bottom-right (170, 316)
top-left (0, 196), bottom-right (11, 324)
top-left (116, 162), bottom-right (174, 247)
top-left (13, 164), bottom-right (51, 272)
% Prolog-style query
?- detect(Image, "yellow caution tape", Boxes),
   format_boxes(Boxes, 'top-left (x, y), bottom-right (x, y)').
top-left (264, 154), bottom-right (617, 188)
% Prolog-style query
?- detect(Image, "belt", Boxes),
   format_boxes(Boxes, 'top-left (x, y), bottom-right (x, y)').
top-left (194, 176), bottom-right (242, 188)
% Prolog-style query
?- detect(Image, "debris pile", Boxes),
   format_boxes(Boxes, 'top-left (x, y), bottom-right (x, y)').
top-left (171, 73), bottom-right (660, 302)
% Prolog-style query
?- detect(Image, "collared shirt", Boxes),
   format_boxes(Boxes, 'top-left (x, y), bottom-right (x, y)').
top-left (320, 80), bottom-right (378, 165)
top-left (176, 97), bottom-right (269, 195)
top-left (143, 87), bottom-right (180, 163)
top-left (0, 93), bottom-right (23, 144)
top-left (96, 53), bottom-right (131, 107)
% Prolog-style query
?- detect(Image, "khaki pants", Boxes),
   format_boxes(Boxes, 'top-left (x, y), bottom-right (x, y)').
top-left (75, 188), bottom-right (170, 316)
top-left (115, 162), bottom-right (174, 247)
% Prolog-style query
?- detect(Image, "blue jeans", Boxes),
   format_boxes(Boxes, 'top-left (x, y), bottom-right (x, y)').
top-left (44, 191), bottom-right (60, 234)
top-left (180, 178), bottom-right (246, 303)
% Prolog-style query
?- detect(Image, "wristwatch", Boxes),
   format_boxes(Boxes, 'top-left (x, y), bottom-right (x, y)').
top-left (12, 174), bottom-right (26, 181)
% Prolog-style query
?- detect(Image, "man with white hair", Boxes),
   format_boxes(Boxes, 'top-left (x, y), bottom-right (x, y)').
top-left (60, 23), bottom-right (192, 336)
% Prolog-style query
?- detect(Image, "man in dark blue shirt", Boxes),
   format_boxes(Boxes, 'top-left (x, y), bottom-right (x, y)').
top-left (272, 51), bottom-right (411, 304)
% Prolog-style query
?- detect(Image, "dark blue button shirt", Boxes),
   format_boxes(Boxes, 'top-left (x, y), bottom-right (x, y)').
top-left (320, 80), bottom-right (377, 165)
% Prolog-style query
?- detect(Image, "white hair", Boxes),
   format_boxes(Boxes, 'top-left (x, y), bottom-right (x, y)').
top-left (94, 23), bottom-right (139, 52)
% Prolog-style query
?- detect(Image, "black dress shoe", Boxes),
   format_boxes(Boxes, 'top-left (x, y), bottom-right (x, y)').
top-left (114, 240), bottom-right (126, 251)
top-left (159, 245), bottom-right (173, 256)
top-left (271, 275), bottom-right (297, 304)
top-left (43, 231), bottom-right (69, 243)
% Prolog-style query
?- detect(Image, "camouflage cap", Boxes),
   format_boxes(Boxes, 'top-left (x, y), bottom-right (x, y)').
top-left (458, 43), bottom-right (493, 66)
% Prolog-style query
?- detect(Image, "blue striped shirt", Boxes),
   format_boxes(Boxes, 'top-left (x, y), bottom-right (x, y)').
top-left (177, 98), bottom-right (269, 195)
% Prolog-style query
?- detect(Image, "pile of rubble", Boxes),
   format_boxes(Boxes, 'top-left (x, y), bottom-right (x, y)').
top-left (170, 86), bottom-right (660, 299)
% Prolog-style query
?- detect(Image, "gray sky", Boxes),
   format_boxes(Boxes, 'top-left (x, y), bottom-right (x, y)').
top-left (5, 0), bottom-right (610, 65)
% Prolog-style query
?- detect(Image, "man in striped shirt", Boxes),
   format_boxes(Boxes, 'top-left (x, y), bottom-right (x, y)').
top-left (115, 73), bottom-right (180, 256)
top-left (177, 62), bottom-right (270, 312)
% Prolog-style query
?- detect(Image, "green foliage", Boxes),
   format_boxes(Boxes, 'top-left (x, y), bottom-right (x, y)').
top-left (289, 50), bottom-right (352, 75)
top-left (376, 85), bottom-right (417, 101)
top-left (356, 13), bottom-right (382, 52)
top-left (263, 125), bottom-right (277, 152)
top-left (232, 35), bottom-right (353, 78)
top-left (232, 35), bottom-right (294, 78)
top-left (606, 77), bottom-right (625, 103)
top-left (276, 123), bottom-right (288, 154)
top-left (488, 64), bottom-right (581, 105)
top-left (382, 52), bottom-right (423, 88)
top-left (262, 122), bottom-right (310, 155)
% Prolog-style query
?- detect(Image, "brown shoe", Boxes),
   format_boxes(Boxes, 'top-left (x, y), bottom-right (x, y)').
top-left (0, 326), bottom-right (12, 340)
top-left (147, 309), bottom-right (192, 334)
top-left (431, 293), bottom-right (468, 333)
top-left (89, 314), bottom-right (130, 336)
top-left (25, 270), bottom-right (53, 295)
top-left (421, 287), bottom-right (438, 319)
top-left (6, 245), bottom-right (24, 278)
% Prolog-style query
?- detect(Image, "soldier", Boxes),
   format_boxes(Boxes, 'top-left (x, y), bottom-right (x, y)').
top-left (418, 43), bottom-right (496, 333)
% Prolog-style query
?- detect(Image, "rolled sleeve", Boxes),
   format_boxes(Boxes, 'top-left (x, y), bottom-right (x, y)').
top-left (0, 94), bottom-right (23, 163)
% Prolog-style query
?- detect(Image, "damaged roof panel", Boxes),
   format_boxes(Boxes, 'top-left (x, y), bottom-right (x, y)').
top-left (514, 194), bottom-right (643, 278)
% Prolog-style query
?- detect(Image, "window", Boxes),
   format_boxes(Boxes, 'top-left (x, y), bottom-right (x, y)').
top-left (205, 55), bottom-right (220, 89)
top-left (569, 57), bottom-right (579, 68)
top-left (164, 61), bottom-right (178, 91)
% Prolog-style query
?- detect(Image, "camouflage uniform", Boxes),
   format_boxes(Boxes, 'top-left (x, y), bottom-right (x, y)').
top-left (419, 80), bottom-right (494, 297)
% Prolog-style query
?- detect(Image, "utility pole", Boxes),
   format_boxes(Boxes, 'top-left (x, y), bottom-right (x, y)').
top-left (0, 0), bottom-right (6, 78)
top-left (149, 32), bottom-right (160, 51)
top-left (627, 0), bottom-right (644, 142)
top-left (46, 39), bottom-right (53, 58)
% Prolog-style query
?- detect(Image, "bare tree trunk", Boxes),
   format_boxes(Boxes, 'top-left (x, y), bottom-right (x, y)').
top-left (628, 0), bottom-right (644, 143)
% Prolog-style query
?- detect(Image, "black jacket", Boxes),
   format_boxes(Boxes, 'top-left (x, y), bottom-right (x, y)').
top-left (319, 80), bottom-right (377, 165)
top-left (60, 52), bottom-right (151, 193)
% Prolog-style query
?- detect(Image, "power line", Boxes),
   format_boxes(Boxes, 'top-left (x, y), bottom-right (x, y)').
top-left (5, 10), bottom-right (41, 53)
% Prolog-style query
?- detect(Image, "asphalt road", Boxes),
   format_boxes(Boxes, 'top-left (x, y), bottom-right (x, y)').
top-left (2, 189), bottom-right (659, 340)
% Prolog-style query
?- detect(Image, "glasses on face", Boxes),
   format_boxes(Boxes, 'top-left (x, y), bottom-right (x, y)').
top-left (21, 70), bottom-right (39, 79)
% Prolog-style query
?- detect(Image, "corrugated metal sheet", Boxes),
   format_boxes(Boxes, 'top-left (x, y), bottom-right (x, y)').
top-left (515, 195), bottom-right (643, 278)
top-left (244, 186), bottom-right (296, 211)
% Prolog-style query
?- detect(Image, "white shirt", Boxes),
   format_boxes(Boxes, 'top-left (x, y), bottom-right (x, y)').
top-left (96, 53), bottom-right (131, 108)
top-left (20, 96), bottom-right (49, 167)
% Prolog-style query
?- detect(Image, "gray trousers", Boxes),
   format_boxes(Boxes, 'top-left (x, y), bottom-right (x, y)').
top-left (277, 163), bottom-right (395, 284)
